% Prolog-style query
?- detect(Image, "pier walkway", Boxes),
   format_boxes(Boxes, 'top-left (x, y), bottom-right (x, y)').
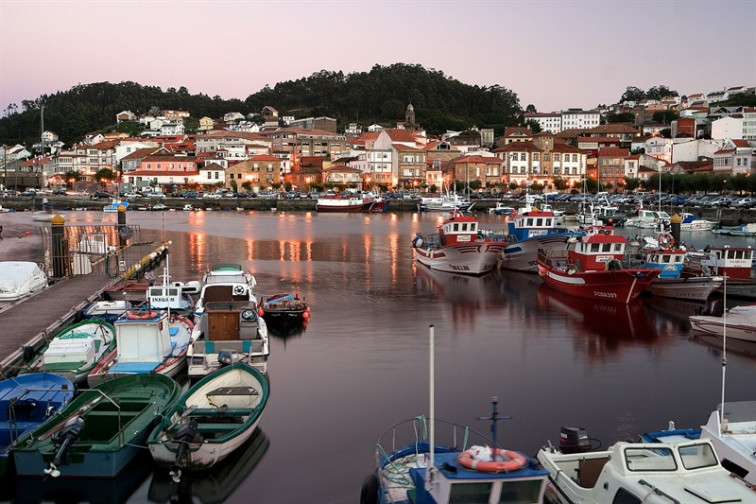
top-left (0, 241), bottom-right (170, 376)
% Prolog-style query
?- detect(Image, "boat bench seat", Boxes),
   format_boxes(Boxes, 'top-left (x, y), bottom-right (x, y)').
top-left (189, 407), bottom-right (254, 416)
top-left (193, 422), bottom-right (241, 433)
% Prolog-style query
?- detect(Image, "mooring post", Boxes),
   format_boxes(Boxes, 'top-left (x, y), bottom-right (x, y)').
top-left (670, 213), bottom-right (681, 247)
top-left (117, 204), bottom-right (128, 247)
top-left (51, 214), bottom-right (68, 278)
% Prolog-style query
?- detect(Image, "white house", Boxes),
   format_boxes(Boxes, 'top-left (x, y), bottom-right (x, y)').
top-left (645, 136), bottom-right (673, 163)
top-left (670, 139), bottom-right (724, 163)
top-left (199, 162), bottom-right (226, 187)
top-left (711, 116), bottom-right (744, 140)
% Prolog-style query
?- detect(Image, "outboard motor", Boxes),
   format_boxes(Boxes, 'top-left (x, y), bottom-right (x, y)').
top-left (45, 416), bottom-right (85, 478)
top-left (170, 419), bottom-right (199, 483)
top-left (218, 350), bottom-right (234, 368)
top-left (559, 426), bottom-right (591, 454)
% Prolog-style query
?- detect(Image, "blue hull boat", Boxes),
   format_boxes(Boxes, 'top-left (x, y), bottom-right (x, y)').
top-left (0, 373), bottom-right (74, 474)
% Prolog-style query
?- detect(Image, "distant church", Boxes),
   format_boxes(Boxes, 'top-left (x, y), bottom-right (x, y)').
top-left (405, 103), bottom-right (416, 133)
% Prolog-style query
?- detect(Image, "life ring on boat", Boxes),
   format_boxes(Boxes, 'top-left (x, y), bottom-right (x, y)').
top-left (457, 447), bottom-right (527, 473)
top-left (233, 284), bottom-right (246, 296)
top-left (127, 310), bottom-right (157, 320)
top-left (658, 233), bottom-right (674, 249)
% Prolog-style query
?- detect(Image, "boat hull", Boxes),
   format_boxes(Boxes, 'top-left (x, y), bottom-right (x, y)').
top-left (315, 199), bottom-right (374, 212)
top-left (537, 264), bottom-right (659, 304)
top-left (501, 234), bottom-right (579, 273)
top-left (645, 277), bottom-right (722, 301)
top-left (413, 242), bottom-right (506, 276)
top-left (689, 316), bottom-right (756, 343)
top-left (148, 363), bottom-right (269, 472)
top-left (13, 374), bottom-right (180, 478)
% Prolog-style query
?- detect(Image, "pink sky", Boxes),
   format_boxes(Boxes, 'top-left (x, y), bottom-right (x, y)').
top-left (1, 1), bottom-right (755, 118)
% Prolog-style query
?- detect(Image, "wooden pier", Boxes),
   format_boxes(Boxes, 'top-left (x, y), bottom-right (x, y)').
top-left (0, 241), bottom-right (171, 377)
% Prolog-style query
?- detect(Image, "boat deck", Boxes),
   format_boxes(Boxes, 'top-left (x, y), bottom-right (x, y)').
top-left (0, 242), bottom-right (169, 376)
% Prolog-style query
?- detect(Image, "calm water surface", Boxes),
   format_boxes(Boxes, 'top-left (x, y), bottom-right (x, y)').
top-left (1, 209), bottom-right (755, 503)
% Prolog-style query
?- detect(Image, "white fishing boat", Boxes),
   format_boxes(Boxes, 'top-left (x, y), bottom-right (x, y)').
top-left (679, 212), bottom-right (716, 231)
top-left (87, 308), bottom-right (194, 386)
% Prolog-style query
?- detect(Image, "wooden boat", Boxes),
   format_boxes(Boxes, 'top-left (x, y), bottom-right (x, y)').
top-left (87, 308), bottom-right (194, 386)
top-left (536, 227), bottom-right (660, 304)
top-left (82, 299), bottom-right (132, 324)
top-left (411, 211), bottom-right (508, 276)
top-left (20, 319), bottom-right (117, 386)
top-left (537, 431), bottom-right (755, 503)
top-left (13, 373), bottom-right (181, 478)
top-left (260, 293), bottom-right (310, 328)
top-left (361, 327), bottom-right (548, 504)
top-left (499, 204), bottom-right (583, 273)
top-left (144, 261), bottom-right (200, 319)
top-left (148, 429), bottom-right (269, 502)
top-left (0, 373), bottom-right (74, 474)
top-left (0, 261), bottom-right (48, 302)
top-left (147, 362), bottom-right (269, 481)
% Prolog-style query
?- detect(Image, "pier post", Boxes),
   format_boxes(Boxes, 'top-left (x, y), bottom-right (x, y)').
top-left (117, 205), bottom-right (129, 247)
top-left (51, 214), bottom-right (68, 278)
top-left (670, 213), bottom-right (681, 247)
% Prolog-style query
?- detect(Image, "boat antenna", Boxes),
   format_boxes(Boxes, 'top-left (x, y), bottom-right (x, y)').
top-left (720, 275), bottom-right (727, 430)
top-left (478, 396), bottom-right (512, 461)
top-left (427, 324), bottom-right (436, 491)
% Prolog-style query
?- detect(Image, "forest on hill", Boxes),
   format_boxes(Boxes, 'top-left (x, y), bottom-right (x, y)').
top-left (0, 63), bottom-right (522, 147)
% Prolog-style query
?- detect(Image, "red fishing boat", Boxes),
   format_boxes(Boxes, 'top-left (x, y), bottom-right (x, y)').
top-left (536, 227), bottom-right (660, 304)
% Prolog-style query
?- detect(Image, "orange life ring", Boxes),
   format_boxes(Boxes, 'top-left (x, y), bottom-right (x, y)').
top-left (457, 448), bottom-right (527, 473)
top-left (126, 310), bottom-right (157, 320)
top-left (658, 233), bottom-right (674, 249)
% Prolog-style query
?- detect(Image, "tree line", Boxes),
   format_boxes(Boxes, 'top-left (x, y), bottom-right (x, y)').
top-left (0, 64), bottom-right (522, 148)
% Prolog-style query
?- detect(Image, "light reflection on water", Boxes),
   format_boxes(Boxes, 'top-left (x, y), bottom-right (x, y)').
top-left (2, 210), bottom-right (756, 503)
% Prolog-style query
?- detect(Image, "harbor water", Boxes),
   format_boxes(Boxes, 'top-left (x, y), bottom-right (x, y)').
top-left (0, 209), bottom-right (755, 503)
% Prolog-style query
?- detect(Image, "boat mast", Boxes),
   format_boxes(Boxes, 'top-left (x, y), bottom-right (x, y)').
top-left (720, 276), bottom-right (727, 430)
top-left (427, 324), bottom-right (436, 490)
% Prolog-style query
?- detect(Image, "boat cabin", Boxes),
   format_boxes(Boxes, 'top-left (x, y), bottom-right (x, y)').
top-left (437, 212), bottom-right (481, 245)
top-left (643, 248), bottom-right (686, 279)
top-left (568, 230), bottom-right (627, 271)
top-left (112, 311), bottom-right (175, 373)
top-left (508, 211), bottom-right (561, 241)
top-left (688, 246), bottom-right (754, 279)
top-left (412, 453), bottom-right (547, 504)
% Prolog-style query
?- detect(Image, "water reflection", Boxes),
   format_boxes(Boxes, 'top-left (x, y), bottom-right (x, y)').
top-left (536, 285), bottom-right (669, 357)
top-left (148, 429), bottom-right (269, 504)
top-left (414, 267), bottom-right (507, 327)
top-left (13, 452), bottom-right (153, 503)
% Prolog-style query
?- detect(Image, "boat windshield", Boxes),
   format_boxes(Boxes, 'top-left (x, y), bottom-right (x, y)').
top-left (678, 442), bottom-right (718, 470)
top-left (624, 447), bottom-right (677, 471)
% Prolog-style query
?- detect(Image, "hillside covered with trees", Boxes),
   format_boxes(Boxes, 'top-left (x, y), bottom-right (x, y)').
top-left (0, 63), bottom-right (522, 147)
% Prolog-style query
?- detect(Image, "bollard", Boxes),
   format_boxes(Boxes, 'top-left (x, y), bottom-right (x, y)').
top-left (117, 204), bottom-right (128, 247)
top-left (51, 214), bottom-right (68, 278)
top-left (670, 213), bottom-right (682, 247)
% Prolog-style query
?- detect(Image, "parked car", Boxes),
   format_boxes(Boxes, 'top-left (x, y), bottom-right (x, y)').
top-left (52, 188), bottom-right (67, 196)
top-left (91, 191), bottom-right (112, 199)
top-left (733, 196), bottom-right (756, 208)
